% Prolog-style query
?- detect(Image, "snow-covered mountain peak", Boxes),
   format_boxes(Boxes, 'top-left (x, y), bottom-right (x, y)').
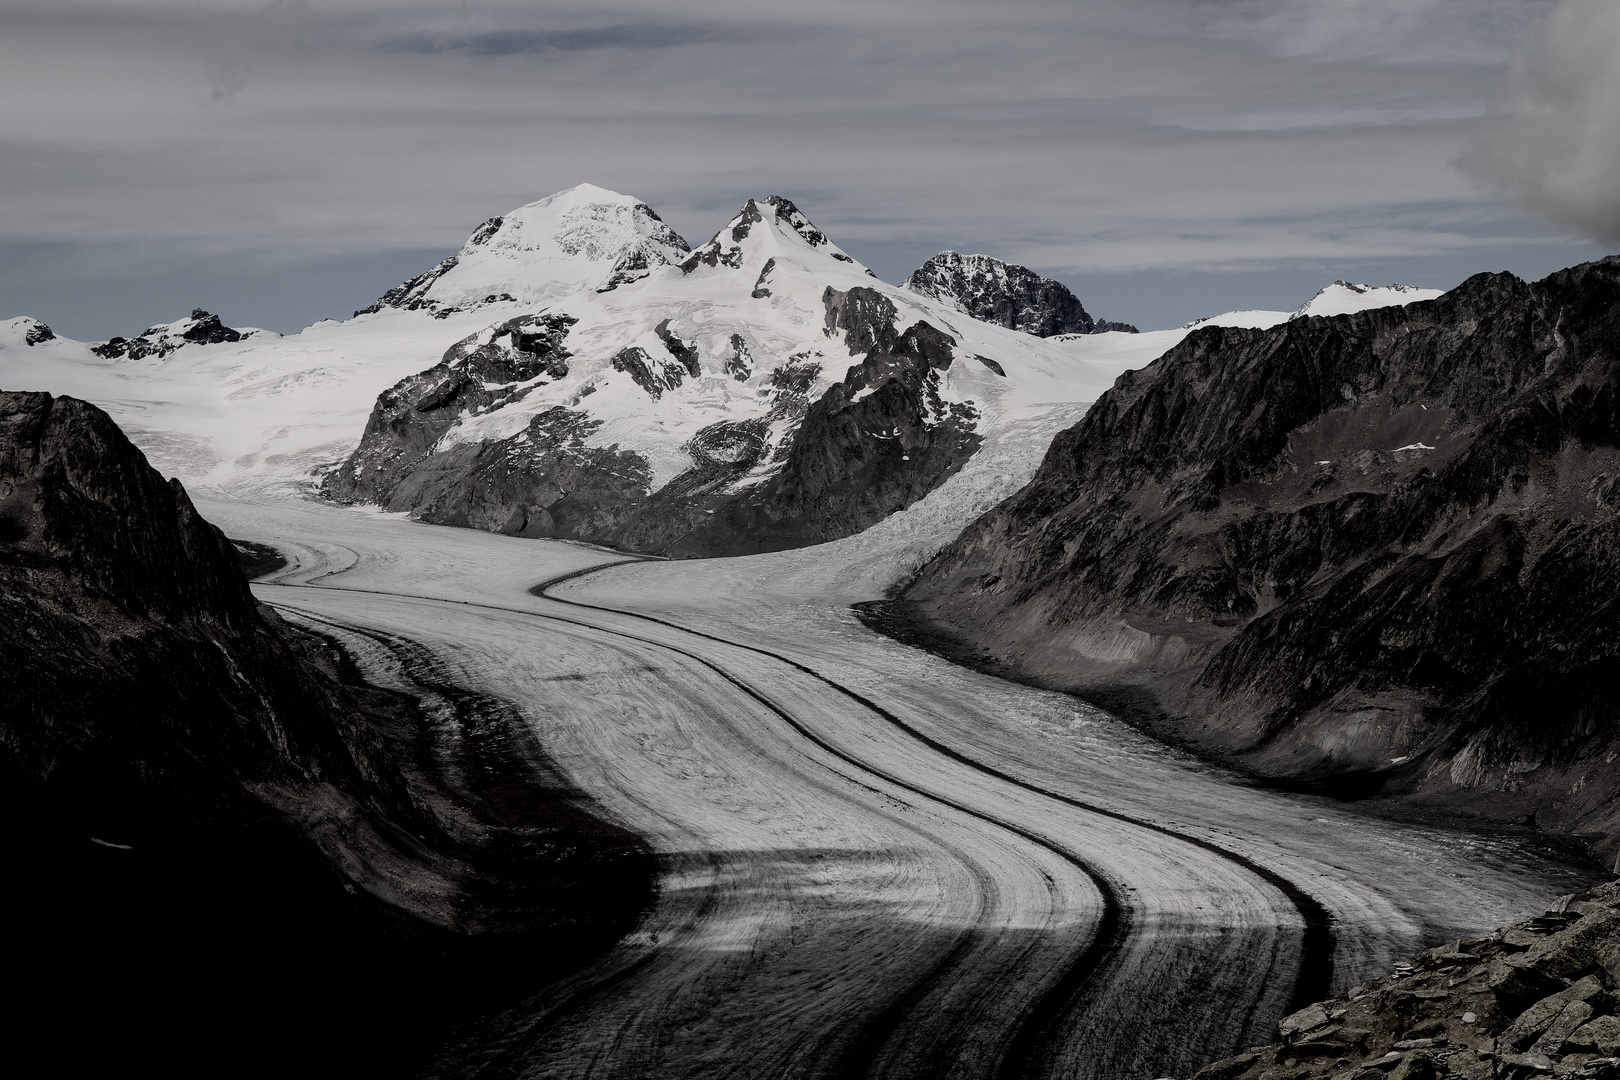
top-left (3, 316), bottom-right (56, 347)
top-left (1290, 280), bottom-right (1443, 320)
top-left (355, 185), bottom-right (691, 320)
top-left (678, 196), bottom-right (862, 279)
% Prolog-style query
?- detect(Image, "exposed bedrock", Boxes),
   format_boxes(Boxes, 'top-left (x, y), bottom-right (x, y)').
top-left (327, 286), bottom-right (980, 557)
top-left (1185, 878), bottom-right (1620, 1080)
top-left (896, 256), bottom-right (1620, 857)
top-left (903, 250), bottom-right (1138, 337)
top-left (0, 390), bottom-right (651, 1074)
top-left (91, 307), bottom-right (244, 360)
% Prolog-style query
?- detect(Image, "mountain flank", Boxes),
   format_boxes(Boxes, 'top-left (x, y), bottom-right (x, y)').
top-left (892, 256), bottom-right (1620, 859)
top-left (0, 390), bottom-right (651, 1074)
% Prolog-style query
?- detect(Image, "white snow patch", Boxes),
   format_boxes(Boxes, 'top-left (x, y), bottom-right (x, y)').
top-left (1292, 281), bottom-right (1444, 320)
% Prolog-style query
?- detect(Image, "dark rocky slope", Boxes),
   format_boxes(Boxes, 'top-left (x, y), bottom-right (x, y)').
top-left (895, 257), bottom-right (1620, 859)
top-left (0, 391), bottom-right (651, 1075)
top-left (903, 250), bottom-right (1137, 336)
top-left (1183, 878), bottom-right (1620, 1080)
top-left (325, 286), bottom-right (979, 557)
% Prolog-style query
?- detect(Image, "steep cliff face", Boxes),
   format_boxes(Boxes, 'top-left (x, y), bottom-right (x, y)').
top-left (0, 390), bottom-right (367, 809)
top-left (0, 391), bottom-right (650, 1073)
top-left (328, 282), bottom-right (980, 556)
top-left (902, 251), bottom-right (1137, 336)
top-left (897, 257), bottom-right (1620, 853)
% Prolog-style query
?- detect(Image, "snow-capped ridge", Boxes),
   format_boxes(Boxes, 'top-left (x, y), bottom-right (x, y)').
top-left (1290, 280), bottom-right (1443, 320)
top-left (92, 309), bottom-right (252, 361)
top-left (1176, 281), bottom-right (1444, 333)
top-left (355, 184), bottom-right (691, 320)
top-left (1181, 309), bottom-right (1294, 331)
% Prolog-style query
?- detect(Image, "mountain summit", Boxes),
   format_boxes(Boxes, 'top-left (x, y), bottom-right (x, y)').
top-left (356, 183), bottom-right (691, 319)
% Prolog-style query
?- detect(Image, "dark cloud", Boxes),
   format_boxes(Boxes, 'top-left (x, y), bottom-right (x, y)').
top-left (332, 12), bottom-right (745, 56)
top-left (1466, 0), bottom-right (1620, 245)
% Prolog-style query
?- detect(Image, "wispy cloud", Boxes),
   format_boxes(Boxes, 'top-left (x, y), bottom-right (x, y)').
top-left (1192, 0), bottom-right (1555, 68)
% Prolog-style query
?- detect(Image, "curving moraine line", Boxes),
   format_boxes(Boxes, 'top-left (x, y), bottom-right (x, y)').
top-left (531, 562), bottom-right (1338, 1076)
top-left (261, 554), bottom-right (1335, 1079)
top-left (261, 582), bottom-right (1127, 1079)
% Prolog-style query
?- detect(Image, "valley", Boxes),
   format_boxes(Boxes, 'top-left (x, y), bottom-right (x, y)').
top-left (200, 492), bottom-right (1598, 1078)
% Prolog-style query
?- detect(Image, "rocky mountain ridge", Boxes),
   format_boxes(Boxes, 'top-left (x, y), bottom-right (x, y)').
top-left (0, 389), bottom-right (649, 1073)
top-left (895, 256), bottom-right (1620, 858)
top-left (903, 250), bottom-right (1137, 336)
top-left (0, 186), bottom-right (1443, 515)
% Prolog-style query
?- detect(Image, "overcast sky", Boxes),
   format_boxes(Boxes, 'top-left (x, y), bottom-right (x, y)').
top-left (3, 0), bottom-right (1617, 337)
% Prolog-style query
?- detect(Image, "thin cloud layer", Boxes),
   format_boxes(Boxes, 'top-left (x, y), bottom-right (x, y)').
top-left (1468, 0), bottom-right (1620, 245)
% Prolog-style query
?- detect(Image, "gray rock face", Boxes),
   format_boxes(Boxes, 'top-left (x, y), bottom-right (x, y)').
top-left (895, 256), bottom-right (1620, 854)
top-left (17, 318), bottom-right (55, 346)
top-left (902, 251), bottom-right (1136, 337)
top-left (324, 286), bottom-right (979, 557)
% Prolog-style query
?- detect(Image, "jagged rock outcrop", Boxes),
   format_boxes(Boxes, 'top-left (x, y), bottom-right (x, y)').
top-left (0, 390), bottom-right (650, 1073)
top-left (1184, 879), bottom-right (1620, 1080)
top-left (903, 250), bottom-right (1137, 336)
top-left (895, 257), bottom-right (1620, 855)
top-left (91, 308), bottom-right (246, 359)
top-left (680, 195), bottom-right (830, 272)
